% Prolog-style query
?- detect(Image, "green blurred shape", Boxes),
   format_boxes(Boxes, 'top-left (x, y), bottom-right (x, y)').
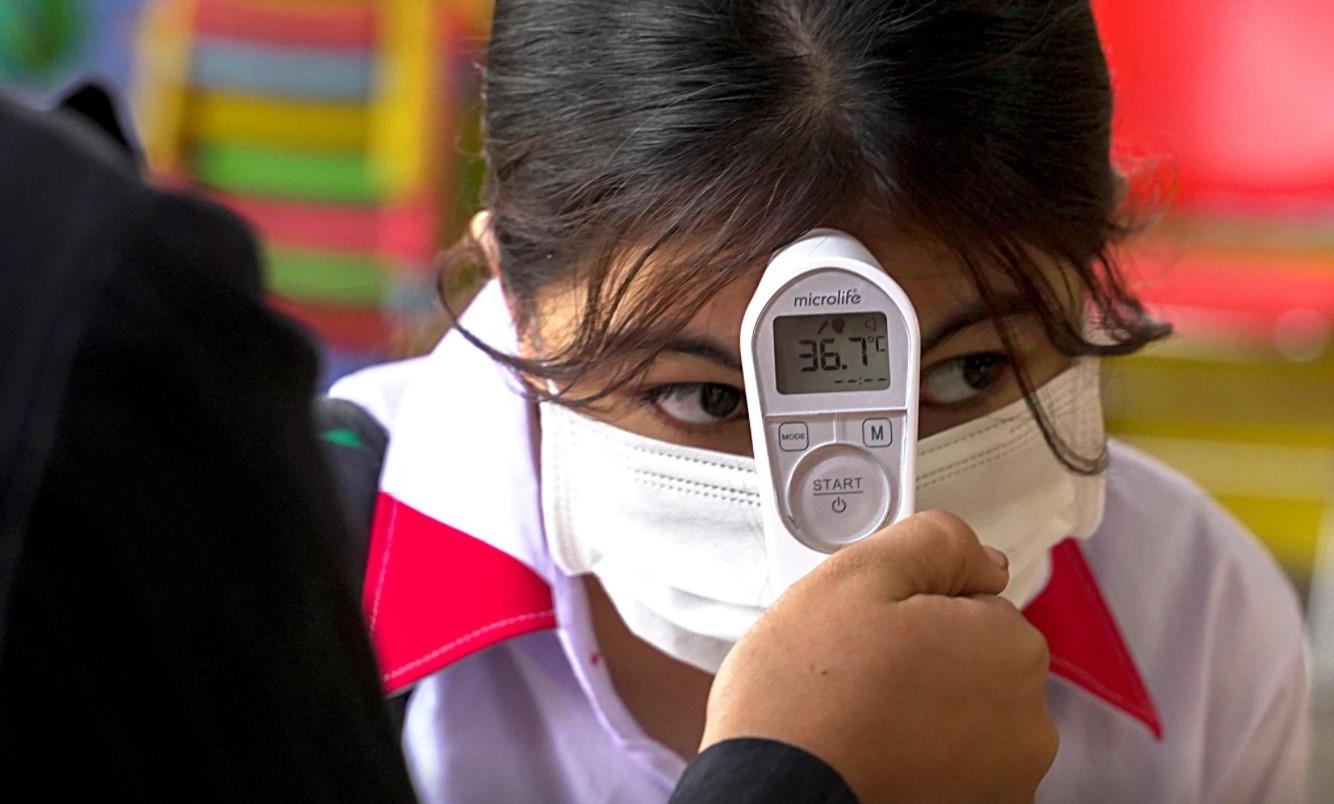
top-left (264, 248), bottom-right (389, 306)
top-left (193, 143), bottom-right (384, 204)
top-left (0, 0), bottom-right (83, 82)
top-left (319, 428), bottom-right (365, 449)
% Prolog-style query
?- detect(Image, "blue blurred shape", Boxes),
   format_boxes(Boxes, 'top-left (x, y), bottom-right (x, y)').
top-left (191, 38), bottom-right (372, 101)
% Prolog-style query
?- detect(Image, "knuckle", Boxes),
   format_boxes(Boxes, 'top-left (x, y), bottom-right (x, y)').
top-left (1022, 623), bottom-right (1052, 666)
top-left (917, 509), bottom-right (972, 539)
top-left (977, 593), bottom-right (1020, 622)
top-left (939, 539), bottom-right (972, 590)
top-left (819, 539), bottom-right (870, 581)
top-left (917, 511), bottom-right (975, 555)
top-left (1016, 715), bottom-right (1060, 780)
top-left (1036, 719), bottom-right (1061, 768)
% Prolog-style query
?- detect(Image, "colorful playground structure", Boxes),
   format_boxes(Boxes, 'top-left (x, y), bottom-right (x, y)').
top-left (134, 0), bottom-right (490, 378)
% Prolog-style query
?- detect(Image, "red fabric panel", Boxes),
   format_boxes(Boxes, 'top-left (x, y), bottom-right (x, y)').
top-left (362, 494), bottom-right (557, 694)
top-left (1026, 540), bottom-right (1163, 739)
top-left (358, 497), bottom-right (1160, 731)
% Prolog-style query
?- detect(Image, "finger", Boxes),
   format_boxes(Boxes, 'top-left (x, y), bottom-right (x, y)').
top-left (837, 510), bottom-right (1010, 601)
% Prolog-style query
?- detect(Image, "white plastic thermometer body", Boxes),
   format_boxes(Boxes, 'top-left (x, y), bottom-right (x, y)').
top-left (741, 229), bottom-right (921, 599)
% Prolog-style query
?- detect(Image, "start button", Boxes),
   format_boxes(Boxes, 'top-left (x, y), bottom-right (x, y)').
top-left (786, 443), bottom-right (892, 552)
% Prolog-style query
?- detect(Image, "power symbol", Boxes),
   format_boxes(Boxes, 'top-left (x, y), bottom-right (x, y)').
top-left (831, 496), bottom-right (847, 514)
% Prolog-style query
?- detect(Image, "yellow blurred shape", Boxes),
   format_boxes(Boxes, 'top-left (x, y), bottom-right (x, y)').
top-left (1105, 344), bottom-right (1333, 580)
top-left (1213, 496), bottom-right (1330, 572)
top-left (368, 0), bottom-right (439, 201)
top-left (134, 0), bottom-right (197, 175)
top-left (186, 92), bottom-right (369, 151)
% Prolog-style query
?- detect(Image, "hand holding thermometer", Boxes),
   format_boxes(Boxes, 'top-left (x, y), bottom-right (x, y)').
top-left (741, 229), bottom-right (921, 597)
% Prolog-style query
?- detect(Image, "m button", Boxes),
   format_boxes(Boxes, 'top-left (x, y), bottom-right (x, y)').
top-left (778, 422), bottom-right (809, 452)
top-left (862, 418), bottom-right (892, 448)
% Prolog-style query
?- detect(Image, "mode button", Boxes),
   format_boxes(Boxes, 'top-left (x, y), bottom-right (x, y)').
top-left (777, 422), bottom-right (809, 452)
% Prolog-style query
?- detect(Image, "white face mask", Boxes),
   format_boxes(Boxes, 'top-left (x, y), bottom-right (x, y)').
top-left (540, 359), bottom-right (1107, 674)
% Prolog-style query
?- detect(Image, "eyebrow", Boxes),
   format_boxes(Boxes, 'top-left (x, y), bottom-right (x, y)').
top-left (656, 293), bottom-right (1034, 372)
top-left (660, 335), bottom-right (744, 372)
top-left (920, 293), bottom-right (1033, 354)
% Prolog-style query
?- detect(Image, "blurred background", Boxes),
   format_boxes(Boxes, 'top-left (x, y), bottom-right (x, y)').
top-left (3, 0), bottom-right (1331, 778)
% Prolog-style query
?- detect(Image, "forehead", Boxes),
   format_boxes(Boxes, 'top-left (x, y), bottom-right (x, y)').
top-left (679, 221), bottom-right (980, 343)
top-left (526, 211), bottom-right (1069, 362)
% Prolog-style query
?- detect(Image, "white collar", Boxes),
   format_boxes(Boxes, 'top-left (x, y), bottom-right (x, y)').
top-left (377, 282), bottom-right (554, 582)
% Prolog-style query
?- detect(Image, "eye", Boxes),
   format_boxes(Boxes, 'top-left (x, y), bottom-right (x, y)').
top-left (921, 353), bottom-right (1009, 406)
top-left (646, 383), bottom-right (747, 425)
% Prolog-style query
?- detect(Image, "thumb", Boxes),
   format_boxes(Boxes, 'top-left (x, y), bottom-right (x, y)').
top-left (833, 510), bottom-right (1010, 601)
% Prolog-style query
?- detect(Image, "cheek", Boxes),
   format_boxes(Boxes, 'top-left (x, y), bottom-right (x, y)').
top-left (1022, 346), bottom-right (1075, 389)
top-left (918, 399), bottom-right (1007, 440)
top-left (592, 392), bottom-right (756, 456)
top-left (917, 346), bottom-right (1072, 439)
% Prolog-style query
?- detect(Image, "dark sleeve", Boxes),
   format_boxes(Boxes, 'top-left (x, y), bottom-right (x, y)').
top-left (670, 738), bottom-right (860, 804)
top-left (0, 109), bottom-right (415, 802)
top-left (311, 397), bottom-right (411, 732)
top-left (313, 397), bottom-right (389, 589)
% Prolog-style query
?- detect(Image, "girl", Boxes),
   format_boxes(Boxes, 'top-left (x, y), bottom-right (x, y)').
top-left (329, 1), bottom-right (1309, 800)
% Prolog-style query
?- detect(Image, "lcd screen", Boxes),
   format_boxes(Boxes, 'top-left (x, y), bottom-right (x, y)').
top-left (773, 313), bottom-right (890, 394)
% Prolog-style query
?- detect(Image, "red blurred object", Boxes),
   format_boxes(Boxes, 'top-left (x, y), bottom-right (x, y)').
top-left (1097, 0), bottom-right (1334, 213)
top-left (267, 296), bottom-right (394, 351)
top-left (1125, 250), bottom-right (1334, 336)
top-left (217, 193), bottom-right (439, 265)
top-left (193, 0), bottom-right (377, 50)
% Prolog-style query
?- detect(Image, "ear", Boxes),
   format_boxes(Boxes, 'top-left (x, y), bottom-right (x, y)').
top-left (470, 209), bottom-right (526, 336)
top-left (470, 210), bottom-right (501, 279)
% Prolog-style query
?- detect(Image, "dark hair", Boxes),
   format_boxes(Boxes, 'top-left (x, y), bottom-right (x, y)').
top-left (444, 0), bottom-right (1170, 473)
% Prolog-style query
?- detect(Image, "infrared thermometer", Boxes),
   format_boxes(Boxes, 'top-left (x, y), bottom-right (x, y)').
top-left (741, 229), bottom-right (921, 597)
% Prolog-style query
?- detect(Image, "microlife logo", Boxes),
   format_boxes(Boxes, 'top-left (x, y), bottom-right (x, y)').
top-left (792, 289), bottom-right (862, 307)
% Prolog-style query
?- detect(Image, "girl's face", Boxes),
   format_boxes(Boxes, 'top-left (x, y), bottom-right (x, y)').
top-left (522, 213), bottom-right (1078, 456)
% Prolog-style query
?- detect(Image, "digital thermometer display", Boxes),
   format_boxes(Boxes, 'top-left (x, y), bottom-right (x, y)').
top-left (773, 312), bottom-right (890, 394)
top-left (741, 229), bottom-right (920, 597)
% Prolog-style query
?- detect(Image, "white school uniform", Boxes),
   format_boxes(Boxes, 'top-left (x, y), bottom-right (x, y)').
top-left (332, 283), bottom-right (1311, 803)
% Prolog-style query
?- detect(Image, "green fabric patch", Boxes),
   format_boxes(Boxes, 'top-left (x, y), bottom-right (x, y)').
top-left (320, 428), bottom-right (365, 449)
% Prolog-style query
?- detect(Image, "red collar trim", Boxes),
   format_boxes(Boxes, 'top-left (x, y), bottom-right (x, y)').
top-left (363, 494), bottom-right (555, 694)
top-left (364, 494), bottom-right (1160, 739)
top-left (1025, 539), bottom-right (1163, 739)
